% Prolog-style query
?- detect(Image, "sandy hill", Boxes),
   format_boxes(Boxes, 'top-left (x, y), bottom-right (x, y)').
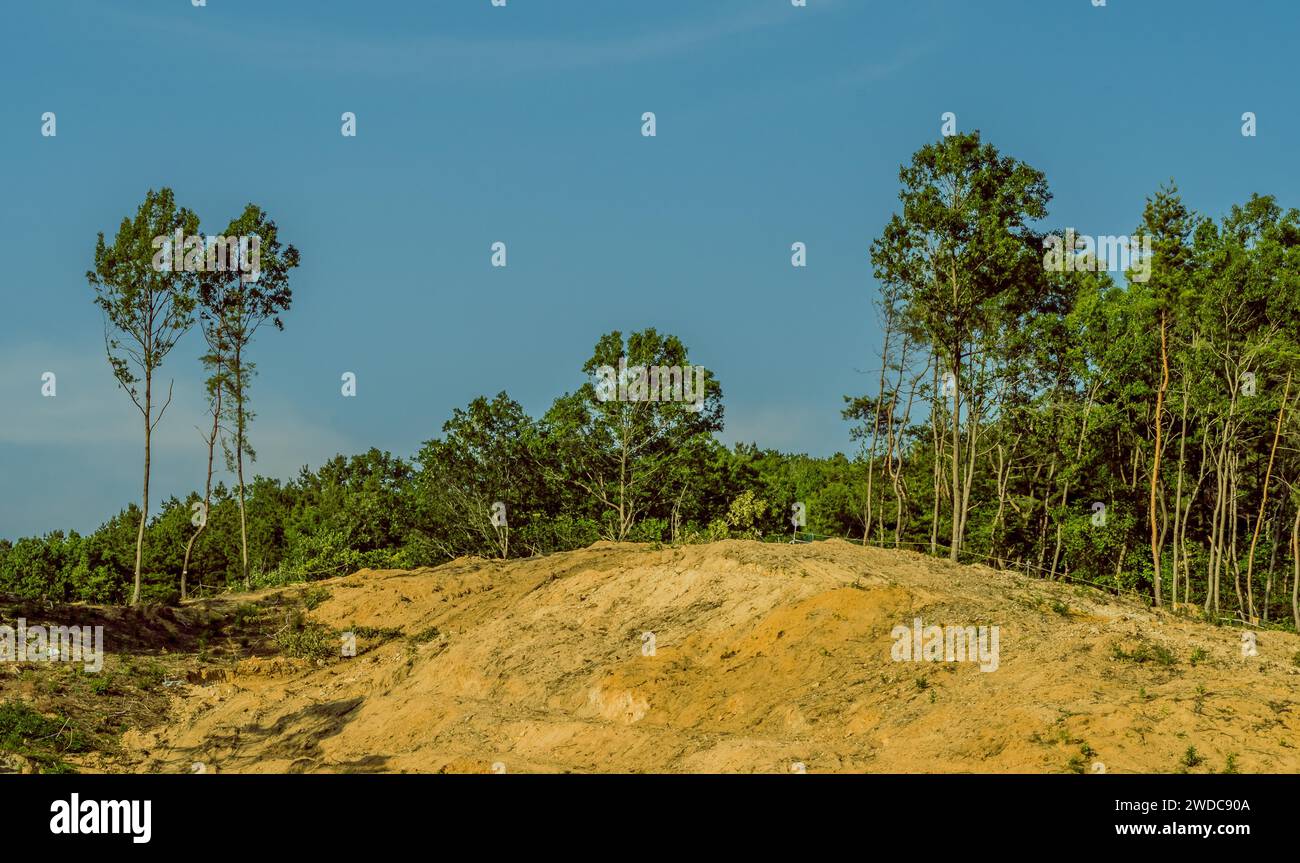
top-left (104, 539), bottom-right (1300, 773)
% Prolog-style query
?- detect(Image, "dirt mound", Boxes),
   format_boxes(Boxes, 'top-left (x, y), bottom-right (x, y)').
top-left (120, 540), bottom-right (1300, 773)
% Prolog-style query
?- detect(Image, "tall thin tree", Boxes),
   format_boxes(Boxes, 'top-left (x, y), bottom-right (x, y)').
top-left (213, 205), bottom-right (298, 589)
top-left (88, 188), bottom-right (199, 605)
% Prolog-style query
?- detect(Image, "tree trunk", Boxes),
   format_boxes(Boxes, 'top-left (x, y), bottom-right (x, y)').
top-left (1171, 378), bottom-right (1189, 607)
top-left (235, 343), bottom-right (250, 589)
top-left (181, 347), bottom-right (223, 601)
top-left (930, 360), bottom-right (943, 557)
top-left (1149, 309), bottom-right (1168, 606)
top-left (1292, 500), bottom-right (1300, 630)
top-left (132, 372), bottom-right (152, 607)
top-left (949, 346), bottom-right (962, 562)
top-left (1245, 372), bottom-right (1290, 621)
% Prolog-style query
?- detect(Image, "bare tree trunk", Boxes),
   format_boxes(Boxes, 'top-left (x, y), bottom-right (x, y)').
top-left (930, 359), bottom-right (943, 556)
top-left (233, 342), bottom-right (250, 590)
top-left (1171, 378), bottom-right (1189, 606)
top-left (1229, 455), bottom-right (1244, 618)
top-left (949, 345), bottom-right (962, 562)
top-left (1149, 309), bottom-right (1169, 606)
top-left (1292, 499), bottom-right (1300, 630)
top-left (132, 372), bottom-right (152, 607)
top-left (956, 349), bottom-right (984, 558)
top-left (1245, 371), bottom-right (1290, 621)
top-left (181, 347), bottom-right (223, 601)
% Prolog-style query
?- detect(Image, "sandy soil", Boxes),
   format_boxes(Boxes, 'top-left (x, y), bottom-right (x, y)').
top-left (117, 539), bottom-right (1300, 773)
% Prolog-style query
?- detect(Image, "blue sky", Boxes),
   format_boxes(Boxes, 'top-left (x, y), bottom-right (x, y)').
top-left (1, 0), bottom-right (1297, 540)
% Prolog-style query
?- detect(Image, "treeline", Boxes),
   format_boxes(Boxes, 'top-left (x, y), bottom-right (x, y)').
top-left (0, 387), bottom-right (865, 604)
top-left (5, 134), bottom-right (1300, 632)
top-left (851, 132), bottom-right (1300, 628)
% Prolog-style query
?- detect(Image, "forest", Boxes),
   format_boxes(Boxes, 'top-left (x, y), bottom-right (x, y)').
top-left (4, 132), bottom-right (1299, 631)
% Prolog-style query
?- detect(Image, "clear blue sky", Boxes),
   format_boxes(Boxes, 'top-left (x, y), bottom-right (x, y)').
top-left (2, 0), bottom-right (1297, 540)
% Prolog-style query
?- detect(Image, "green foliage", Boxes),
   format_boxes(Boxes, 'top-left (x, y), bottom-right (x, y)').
top-left (1181, 746), bottom-right (1205, 770)
top-left (0, 702), bottom-right (92, 773)
top-left (274, 613), bottom-right (337, 659)
top-left (1111, 640), bottom-right (1177, 667)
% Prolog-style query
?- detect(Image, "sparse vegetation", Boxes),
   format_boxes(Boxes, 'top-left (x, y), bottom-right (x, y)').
top-left (1112, 640), bottom-right (1177, 667)
top-left (1193, 684), bottom-right (1208, 714)
top-left (302, 586), bottom-right (331, 611)
top-left (274, 611), bottom-right (337, 660)
top-left (0, 702), bottom-right (91, 774)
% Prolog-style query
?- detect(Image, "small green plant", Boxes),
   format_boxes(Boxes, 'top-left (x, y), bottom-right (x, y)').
top-left (1181, 746), bottom-right (1205, 770)
top-left (1112, 640), bottom-right (1176, 666)
top-left (1190, 647), bottom-right (1208, 666)
top-left (274, 611), bottom-right (337, 659)
top-left (408, 625), bottom-right (441, 644)
top-left (1222, 753), bottom-right (1239, 774)
top-left (1049, 599), bottom-right (1070, 616)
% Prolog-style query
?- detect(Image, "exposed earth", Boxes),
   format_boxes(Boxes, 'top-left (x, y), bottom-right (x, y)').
top-left (3, 539), bottom-right (1299, 773)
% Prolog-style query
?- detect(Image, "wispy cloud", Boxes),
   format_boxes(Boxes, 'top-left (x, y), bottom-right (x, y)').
top-left (91, 0), bottom-right (847, 80)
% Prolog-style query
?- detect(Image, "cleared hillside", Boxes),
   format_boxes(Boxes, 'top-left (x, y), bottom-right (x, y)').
top-left (70, 539), bottom-right (1294, 774)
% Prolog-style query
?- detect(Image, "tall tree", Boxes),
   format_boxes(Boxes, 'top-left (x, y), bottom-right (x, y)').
top-left (88, 188), bottom-right (199, 605)
top-left (1140, 183), bottom-right (1196, 606)
top-left (180, 264), bottom-right (236, 599)
top-left (870, 132), bottom-right (1050, 560)
top-left (214, 205), bottom-right (299, 588)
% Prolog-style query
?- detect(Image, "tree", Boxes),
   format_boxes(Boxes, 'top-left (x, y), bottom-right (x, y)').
top-left (1139, 183), bottom-right (1197, 607)
top-left (413, 393), bottom-right (541, 559)
top-left (544, 329), bottom-right (723, 541)
top-left (213, 205), bottom-right (299, 588)
top-left (180, 261), bottom-right (235, 599)
top-left (88, 188), bottom-right (199, 605)
top-left (870, 132), bottom-right (1050, 560)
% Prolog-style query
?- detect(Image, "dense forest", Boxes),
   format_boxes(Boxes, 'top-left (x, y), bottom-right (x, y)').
top-left (4, 132), bottom-right (1299, 631)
